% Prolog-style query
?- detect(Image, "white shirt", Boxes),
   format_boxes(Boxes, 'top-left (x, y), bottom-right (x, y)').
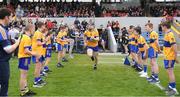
top-left (8, 28), bottom-right (20, 40)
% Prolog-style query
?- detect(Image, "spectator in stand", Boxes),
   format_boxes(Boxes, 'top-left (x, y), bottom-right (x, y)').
top-left (15, 5), bottom-right (24, 18)
top-left (2, 2), bottom-right (179, 17)
top-left (150, 4), bottom-right (179, 17)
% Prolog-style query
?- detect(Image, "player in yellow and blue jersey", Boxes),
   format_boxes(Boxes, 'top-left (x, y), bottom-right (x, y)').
top-left (135, 26), bottom-right (149, 78)
top-left (18, 24), bottom-right (38, 96)
top-left (161, 22), bottom-right (179, 96)
top-left (127, 25), bottom-right (142, 71)
top-left (84, 24), bottom-right (99, 70)
top-left (43, 28), bottom-right (53, 73)
top-left (56, 26), bottom-right (68, 67)
top-left (32, 22), bottom-right (47, 87)
top-left (145, 23), bottom-right (161, 83)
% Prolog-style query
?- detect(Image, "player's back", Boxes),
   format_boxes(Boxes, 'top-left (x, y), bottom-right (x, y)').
top-left (137, 35), bottom-right (148, 52)
top-left (32, 30), bottom-right (43, 55)
top-left (163, 31), bottom-right (176, 60)
top-left (149, 31), bottom-right (159, 52)
top-left (129, 33), bottom-right (137, 46)
top-left (18, 34), bottom-right (32, 58)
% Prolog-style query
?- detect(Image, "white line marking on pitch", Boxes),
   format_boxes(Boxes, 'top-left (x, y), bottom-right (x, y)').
top-left (154, 83), bottom-right (165, 90)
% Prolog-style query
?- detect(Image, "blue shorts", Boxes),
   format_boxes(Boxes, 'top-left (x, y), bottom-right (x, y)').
top-left (32, 55), bottom-right (45, 63)
top-left (148, 47), bottom-right (158, 59)
top-left (164, 60), bottom-right (175, 69)
top-left (58, 44), bottom-right (68, 51)
top-left (46, 49), bottom-right (52, 58)
top-left (129, 44), bottom-right (138, 53)
top-left (47, 44), bottom-right (52, 49)
top-left (87, 46), bottom-right (99, 52)
top-left (140, 51), bottom-right (146, 59)
top-left (18, 57), bottom-right (31, 70)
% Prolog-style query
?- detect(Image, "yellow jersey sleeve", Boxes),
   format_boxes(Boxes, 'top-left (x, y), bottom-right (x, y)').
top-left (57, 32), bottom-right (66, 45)
top-left (150, 31), bottom-right (158, 42)
top-left (149, 31), bottom-right (159, 52)
top-left (169, 33), bottom-right (176, 44)
top-left (36, 31), bottom-right (43, 41)
top-left (94, 30), bottom-right (99, 37)
top-left (57, 32), bottom-right (63, 39)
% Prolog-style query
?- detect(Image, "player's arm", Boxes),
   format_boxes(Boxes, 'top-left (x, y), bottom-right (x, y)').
top-left (144, 44), bottom-right (149, 58)
top-left (24, 38), bottom-right (41, 58)
top-left (170, 34), bottom-right (178, 63)
top-left (92, 31), bottom-right (99, 41)
top-left (154, 34), bottom-right (161, 52)
top-left (24, 48), bottom-right (39, 56)
top-left (172, 43), bottom-right (178, 63)
top-left (83, 32), bottom-right (87, 47)
top-left (93, 36), bottom-right (99, 41)
top-left (36, 33), bottom-right (47, 46)
top-left (155, 39), bottom-right (160, 50)
top-left (57, 33), bottom-right (67, 42)
top-left (3, 36), bottom-right (21, 54)
top-left (58, 36), bottom-right (67, 42)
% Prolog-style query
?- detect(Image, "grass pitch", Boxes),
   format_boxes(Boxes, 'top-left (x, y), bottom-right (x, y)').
top-left (8, 53), bottom-right (180, 96)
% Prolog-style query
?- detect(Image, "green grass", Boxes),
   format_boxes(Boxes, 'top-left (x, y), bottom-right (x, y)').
top-left (8, 53), bottom-right (180, 96)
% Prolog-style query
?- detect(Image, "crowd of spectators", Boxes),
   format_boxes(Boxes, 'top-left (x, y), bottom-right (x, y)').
top-left (150, 5), bottom-right (180, 17)
top-left (101, 6), bottom-right (144, 17)
top-left (1, 2), bottom-right (179, 17)
top-left (13, 2), bottom-right (100, 17)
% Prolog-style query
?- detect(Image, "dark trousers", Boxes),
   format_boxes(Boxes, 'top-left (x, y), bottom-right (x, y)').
top-left (0, 62), bottom-right (10, 96)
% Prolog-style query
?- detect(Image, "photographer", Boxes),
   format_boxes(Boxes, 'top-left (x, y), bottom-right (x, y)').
top-left (121, 27), bottom-right (129, 54)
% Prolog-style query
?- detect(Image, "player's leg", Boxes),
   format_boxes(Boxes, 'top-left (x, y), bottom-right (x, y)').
top-left (92, 46), bottom-right (99, 70)
top-left (62, 45), bottom-right (68, 62)
top-left (57, 44), bottom-right (64, 67)
top-left (44, 49), bottom-right (52, 73)
top-left (152, 57), bottom-right (159, 75)
top-left (57, 51), bottom-right (61, 64)
top-left (87, 48), bottom-right (94, 61)
top-left (139, 52), bottom-right (148, 77)
top-left (40, 56), bottom-right (47, 77)
top-left (20, 70), bottom-right (36, 96)
top-left (19, 58), bottom-right (28, 95)
top-left (129, 45), bottom-right (141, 69)
top-left (164, 60), bottom-right (178, 96)
top-left (69, 39), bottom-right (74, 58)
top-left (131, 52), bottom-right (142, 71)
top-left (93, 51), bottom-right (99, 70)
top-left (33, 56), bottom-right (45, 87)
top-left (19, 58), bottom-right (36, 96)
top-left (149, 49), bottom-right (159, 83)
top-left (147, 47), bottom-right (157, 82)
top-left (137, 52), bottom-right (144, 74)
